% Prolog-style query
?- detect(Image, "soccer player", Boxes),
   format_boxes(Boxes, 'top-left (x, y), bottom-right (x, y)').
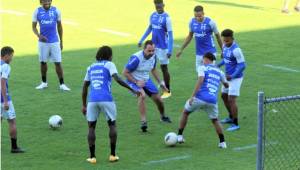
top-left (217, 29), bottom-right (246, 132)
top-left (32, 0), bottom-right (70, 91)
top-left (281, 0), bottom-right (300, 13)
top-left (177, 52), bottom-right (228, 149)
top-left (176, 5), bottom-right (222, 72)
top-left (123, 40), bottom-right (172, 132)
top-left (82, 46), bottom-right (140, 164)
top-left (138, 0), bottom-right (173, 99)
top-left (1, 46), bottom-right (25, 153)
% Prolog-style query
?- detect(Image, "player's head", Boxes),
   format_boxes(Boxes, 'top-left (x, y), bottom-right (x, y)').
top-left (194, 5), bottom-right (205, 22)
top-left (143, 40), bottom-right (155, 59)
top-left (203, 52), bottom-right (216, 64)
top-left (1, 46), bottom-right (14, 63)
top-left (154, 0), bottom-right (165, 14)
top-left (96, 46), bottom-right (113, 61)
top-left (40, 0), bottom-right (52, 10)
top-left (221, 29), bottom-right (234, 47)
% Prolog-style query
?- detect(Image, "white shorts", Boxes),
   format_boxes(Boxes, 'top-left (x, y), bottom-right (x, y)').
top-left (38, 42), bottom-right (62, 63)
top-left (184, 97), bottom-right (218, 119)
top-left (86, 102), bottom-right (117, 122)
top-left (155, 48), bottom-right (169, 65)
top-left (222, 77), bottom-right (243, 96)
top-left (196, 53), bottom-right (217, 72)
top-left (1, 102), bottom-right (16, 120)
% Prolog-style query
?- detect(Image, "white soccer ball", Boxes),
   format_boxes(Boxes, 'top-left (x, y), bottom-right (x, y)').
top-left (49, 115), bottom-right (63, 129)
top-left (164, 132), bottom-right (178, 146)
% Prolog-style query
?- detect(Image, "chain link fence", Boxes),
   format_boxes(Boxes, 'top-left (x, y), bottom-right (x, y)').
top-left (257, 92), bottom-right (300, 170)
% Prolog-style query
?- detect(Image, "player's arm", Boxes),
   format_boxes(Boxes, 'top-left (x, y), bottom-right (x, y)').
top-left (123, 56), bottom-right (139, 83)
top-left (176, 32), bottom-right (193, 58)
top-left (210, 20), bottom-right (223, 54)
top-left (189, 76), bottom-right (204, 105)
top-left (112, 74), bottom-right (140, 96)
top-left (228, 48), bottom-right (246, 80)
top-left (151, 67), bottom-right (168, 91)
top-left (56, 9), bottom-right (63, 50)
top-left (166, 17), bottom-right (173, 58)
top-left (220, 71), bottom-right (229, 88)
top-left (217, 59), bottom-right (225, 68)
top-left (138, 25), bottom-right (152, 47)
top-left (1, 78), bottom-right (9, 110)
top-left (32, 9), bottom-right (47, 42)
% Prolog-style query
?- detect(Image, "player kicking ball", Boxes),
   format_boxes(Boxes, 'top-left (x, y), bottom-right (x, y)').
top-left (82, 46), bottom-right (140, 164)
top-left (177, 53), bottom-right (228, 149)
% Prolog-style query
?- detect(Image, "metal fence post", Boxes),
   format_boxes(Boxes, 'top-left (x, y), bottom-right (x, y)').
top-left (257, 92), bottom-right (264, 170)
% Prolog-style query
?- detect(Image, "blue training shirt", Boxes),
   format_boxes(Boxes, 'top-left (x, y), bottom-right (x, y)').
top-left (1, 60), bottom-right (11, 103)
top-left (195, 64), bottom-right (226, 104)
top-left (32, 6), bottom-right (61, 43)
top-left (84, 61), bottom-right (118, 102)
top-left (189, 17), bottom-right (219, 56)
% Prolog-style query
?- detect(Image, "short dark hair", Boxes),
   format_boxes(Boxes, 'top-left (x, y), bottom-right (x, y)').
top-left (221, 29), bottom-right (234, 37)
top-left (203, 52), bottom-right (216, 61)
top-left (144, 40), bottom-right (154, 49)
top-left (154, 0), bottom-right (163, 4)
top-left (1, 46), bottom-right (14, 57)
top-left (194, 5), bottom-right (204, 12)
top-left (96, 46), bottom-right (112, 61)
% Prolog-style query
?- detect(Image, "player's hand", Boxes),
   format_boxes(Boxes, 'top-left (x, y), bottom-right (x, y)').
top-left (226, 75), bottom-right (232, 81)
top-left (133, 90), bottom-right (142, 97)
top-left (188, 97), bottom-right (194, 106)
top-left (38, 35), bottom-right (48, 42)
top-left (60, 42), bottom-right (63, 51)
top-left (81, 106), bottom-right (87, 116)
top-left (167, 53), bottom-right (172, 59)
top-left (4, 102), bottom-right (9, 111)
top-left (136, 80), bottom-right (145, 88)
top-left (176, 50), bottom-right (182, 59)
top-left (138, 43), bottom-right (142, 48)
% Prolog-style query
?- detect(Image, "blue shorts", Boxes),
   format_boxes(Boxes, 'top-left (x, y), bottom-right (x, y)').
top-left (126, 79), bottom-right (159, 96)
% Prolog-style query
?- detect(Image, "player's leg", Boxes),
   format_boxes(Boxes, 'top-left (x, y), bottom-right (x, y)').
top-left (295, 0), bottom-right (300, 11)
top-left (51, 42), bottom-right (70, 91)
top-left (195, 55), bottom-right (204, 73)
top-left (137, 89), bottom-right (148, 132)
top-left (211, 119), bottom-right (226, 148)
top-left (156, 48), bottom-right (171, 99)
top-left (282, 0), bottom-right (290, 13)
top-left (220, 83), bottom-right (233, 124)
top-left (36, 42), bottom-right (49, 89)
top-left (86, 102), bottom-right (100, 163)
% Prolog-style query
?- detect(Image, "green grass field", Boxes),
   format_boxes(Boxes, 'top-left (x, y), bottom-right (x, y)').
top-left (1, 0), bottom-right (300, 169)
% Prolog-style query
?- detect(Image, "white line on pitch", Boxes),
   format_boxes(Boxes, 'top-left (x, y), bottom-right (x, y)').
top-left (174, 44), bottom-right (181, 48)
top-left (0, 9), bottom-right (27, 16)
top-left (233, 141), bottom-right (278, 151)
top-left (263, 64), bottom-right (300, 73)
top-left (98, 28), bottom-right (132, 37)
top-left (143, 155), bottom-right (191, 165)
top-left (63, 20), bottom-right (79, 26)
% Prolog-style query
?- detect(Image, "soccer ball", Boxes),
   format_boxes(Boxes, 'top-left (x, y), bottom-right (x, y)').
top-left (164, 132), bottom-right (178, 146)
top-left (49, 115), bottom-right (63, 129)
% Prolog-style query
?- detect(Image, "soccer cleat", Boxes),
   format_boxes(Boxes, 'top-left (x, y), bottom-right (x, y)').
top-left (220, 117), bottom-right (233, 124)
top-left (177, 135), bottom-right (185, 144)
top-left (141, 121), bottom-right (148, 132)
top-left (161, 91), bottom-right (172, 99)
top-left (295, 6), bottom-right (300, 12)
top-left (160, 116), bottom-right (172, 123)
top-left (86, 157), bottom-right (96, 164)
top-left (281, 9), bottom-right (289, 13)
top-left (35, 82), bottom-right (48, 90)
top-left (11, 147), bottom-right (25, 153)
top-left (59, 84), bottom-right (71, 91)
top-left (218, 142), bottom-right (227, 149)
top-left (109, 155), bottom-right (119, 162)
top-left (226, 124), bottom-right (240, 132)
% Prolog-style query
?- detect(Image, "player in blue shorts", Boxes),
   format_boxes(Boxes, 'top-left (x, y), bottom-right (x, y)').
top-left (138, 0), bottom-right (173, 99)
top-left (177, 53), bottom-right (228, 148)
top-left (217, 29), bottom-right (246, 132)
top-left (82, 46), bottom-right (140, 163)
top-left (123, 40), bottom-right (172, 132)
top-left (1, 46), bottom-right (25, 153)
top-left (176, 5), bottom-right (223, 72)
top-left (32, 0), bottom-right (70, 91)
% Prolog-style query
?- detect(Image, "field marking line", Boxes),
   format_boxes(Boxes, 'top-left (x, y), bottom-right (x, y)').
top-left (263, 64), bottom-right (300, 73)
top-left (63, 20), bottom-right (79, 26)
top-left (142, 155), bottom-right (191, 165)
top-left (0, 9), bottom-right (27, 16)
top-left (233, 141), bottom-right (278, 151)
top-left (98, 28), bottom-right (132, 37)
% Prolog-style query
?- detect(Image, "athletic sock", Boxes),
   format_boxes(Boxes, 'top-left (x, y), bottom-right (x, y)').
top-left (218, 134), bottom-right (225, 143)
top-left (89, 145), bottom-right (95, 158)
top-left (178, 128), bottom-right (184, 135)
top-left (233, 118), bottom-right (238, 126)
top-left (11, 138), bottom-right (18, 149)
top-left (229, 114), bottom-right (233, 119)
top-left (42, 76), bottom-right (47, 83)
top-left (110, 143), bottom-right (116, 156)
top-left (166, 84), bottom-right (170, 92)
top-left (59, 78), bottom-right (64, 85)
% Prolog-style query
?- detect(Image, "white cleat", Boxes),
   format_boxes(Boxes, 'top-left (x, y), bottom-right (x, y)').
top-left (218, 142), bottom-right (227, 149)
top-left (177, 135), bottom-right (185, 144)
top-left (35, 82), bottom-right (48, 90)
top-left (59, 84), bottom-right (71, 91)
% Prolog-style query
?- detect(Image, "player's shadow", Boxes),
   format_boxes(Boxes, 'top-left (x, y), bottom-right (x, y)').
top-left (194, 0), bottom-right (264, 10)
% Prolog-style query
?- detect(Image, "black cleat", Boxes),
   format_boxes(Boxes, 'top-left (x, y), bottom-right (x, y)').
top-left (160, 116), bottom-right (172, 123)
top-left (11, 147), bottom-right (25, 153)
top-left (141, 121), bottom-right (148, 132)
